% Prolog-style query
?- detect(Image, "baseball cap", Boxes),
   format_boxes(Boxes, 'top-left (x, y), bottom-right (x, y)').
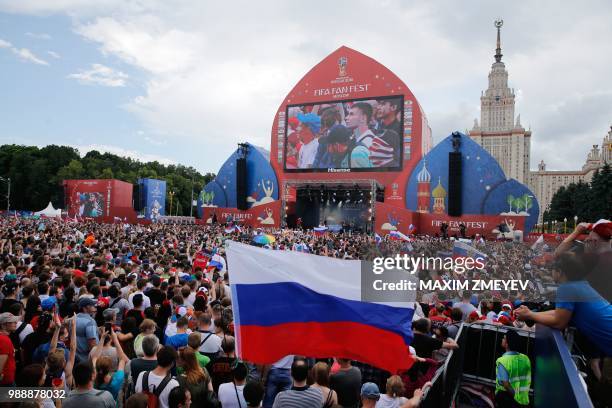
top-left (41, 297), bottom-right (57, 311)
top-left (0, 312), bottom-right (19, 325)
top-left (360, 382), bottom-right (380, 400)
top-left (78, 297), bottom-right (97, 309)
top-left (502, 303), bottom-right (513, 310)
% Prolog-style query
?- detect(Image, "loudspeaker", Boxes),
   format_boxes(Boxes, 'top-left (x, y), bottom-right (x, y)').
top-left (448, 152), bottom-right (462, 216)
top-left (133, 184), bottom-right (142, 211)
top-left (51, 184), bottom-right (65, 209)
top-left (236, 158), bottom-right (248, 210)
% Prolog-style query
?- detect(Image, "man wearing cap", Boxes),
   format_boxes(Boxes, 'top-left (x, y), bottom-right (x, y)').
top-left (75, 297), bottom-right (99, 364)
top-left (555, 219), bottom-right (611, 301)
top-left (494, 330), bottom-right (531, 407)
top-left (0, 312), bottom-right (19, 385)
top-left (360, 382), bottom-right (380, 408)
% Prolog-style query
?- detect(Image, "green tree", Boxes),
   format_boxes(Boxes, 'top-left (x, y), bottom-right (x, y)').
top-left (506, 194), bottom-right (514, 213)
top-left (0, 144), bottom-right (216, 213)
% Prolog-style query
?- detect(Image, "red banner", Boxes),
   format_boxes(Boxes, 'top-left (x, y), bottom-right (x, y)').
top-left (201, 201), bottom-right (281, 228)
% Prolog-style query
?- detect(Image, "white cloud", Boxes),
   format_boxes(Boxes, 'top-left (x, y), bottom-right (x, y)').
top-left (67, 63), bottom-right (128, 87)
top-left (0, 37), bottom-right (49, 65)
top-left (76, 144), bottom-right (175, 165)
top-left (25, 32), bottom-right (51, 40)
top-left (13, 47), bottom-right (49, 65)
top-left (47, 50), bottom-right (60, 58)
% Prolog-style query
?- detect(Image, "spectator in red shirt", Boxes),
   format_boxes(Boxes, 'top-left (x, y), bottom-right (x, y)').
top-left (0, 312), bottom-right (19, 385)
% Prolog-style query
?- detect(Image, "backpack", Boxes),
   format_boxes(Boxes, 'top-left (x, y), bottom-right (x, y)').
top-left (9, 322), bottom-right (27, 348)
top-left (142, 371), bottom-right (173, 408)
top-left (340, 133), bottom-right (387, 168)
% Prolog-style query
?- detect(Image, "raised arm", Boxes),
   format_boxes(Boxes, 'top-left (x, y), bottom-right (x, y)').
top-left (66, 314), bottom-right (77, 374)
top-left (110, 327), bottom-right (129, 371)
top-left (49, 314), bottom-right (61, 354)
top-left (554, 223), bottom-right (589, 257)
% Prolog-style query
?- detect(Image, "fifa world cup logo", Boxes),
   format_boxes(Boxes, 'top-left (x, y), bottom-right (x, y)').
top-left (338, 56), bottom-right (347, 76)
top-left (392, 183), bottom-right (399, 197)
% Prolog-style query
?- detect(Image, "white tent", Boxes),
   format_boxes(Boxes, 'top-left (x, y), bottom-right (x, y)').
top-left (34, 202), bottom-right (62, 218)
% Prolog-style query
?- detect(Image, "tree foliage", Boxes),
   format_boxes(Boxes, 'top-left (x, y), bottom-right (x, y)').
top-left (547, 163), bottom-right (612, 225)
top-left (0, 144), bottom-right (215, 215)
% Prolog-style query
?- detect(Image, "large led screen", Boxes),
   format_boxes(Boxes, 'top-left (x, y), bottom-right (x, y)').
top-left (284, 96), bottom-right (403, 172)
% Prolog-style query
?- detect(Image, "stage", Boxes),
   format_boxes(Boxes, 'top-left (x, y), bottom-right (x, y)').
top-left (282, 179), bottom-right (382, 232)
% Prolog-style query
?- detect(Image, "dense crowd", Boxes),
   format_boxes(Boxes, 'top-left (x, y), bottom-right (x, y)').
top-left (0, 217), bottom-right (609, 408)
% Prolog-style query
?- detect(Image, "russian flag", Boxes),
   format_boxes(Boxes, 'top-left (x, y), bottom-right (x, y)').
top-left (452, 241), bottom-right (487, 263)
top-left (389, 230), bottom-right (411, 241)
top-left (374, 233), bottom-right (382, 245)
top-left (226, 241), bottom-right (415, 373)
top-left (314, 226), bottom-right (328, 236)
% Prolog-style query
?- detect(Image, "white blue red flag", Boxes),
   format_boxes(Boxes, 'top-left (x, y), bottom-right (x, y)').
top-left (389, 230), bottom-right (411, 242)
top-left (452, 240), bottom-right (487, 263)
top-left (374, 233), bottom-right (382, 245)
top-left (314, 226), bottom-right (328, 236)
top-left (226, 241), bottom-right (415, 373)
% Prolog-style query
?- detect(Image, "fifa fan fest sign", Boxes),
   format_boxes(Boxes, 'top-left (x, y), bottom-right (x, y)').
top-left (198, 45), bottom-right (539, 236)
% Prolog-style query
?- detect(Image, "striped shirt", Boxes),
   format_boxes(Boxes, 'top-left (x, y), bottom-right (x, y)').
top-left (272, 385), bottom-right (323, 408)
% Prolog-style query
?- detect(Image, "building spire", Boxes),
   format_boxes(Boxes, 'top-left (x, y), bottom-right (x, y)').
top-left (494, 19), bottom-right (504, 63)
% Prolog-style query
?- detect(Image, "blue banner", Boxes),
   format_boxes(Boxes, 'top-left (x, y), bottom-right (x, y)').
top-left (139, 178), bottom-right (166, 221)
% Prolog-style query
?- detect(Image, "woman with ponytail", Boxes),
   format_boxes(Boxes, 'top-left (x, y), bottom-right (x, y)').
top-left (376, 375), bottom-right (409, 408)
top-left (92, 326), bottom-right (129, 401)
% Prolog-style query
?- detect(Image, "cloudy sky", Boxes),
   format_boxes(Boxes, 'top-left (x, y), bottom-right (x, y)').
top-left (0, 0), bottom-right (610, 174)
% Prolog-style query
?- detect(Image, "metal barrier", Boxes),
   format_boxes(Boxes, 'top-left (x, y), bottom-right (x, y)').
top-left (420, 323), bottom-right (467, 407)
top-left (419, 323), bottom-right (595, 408)
top-left (420, 323), bottom-right (536, 407)
top-left (535, 325), bottom-right (593, 408)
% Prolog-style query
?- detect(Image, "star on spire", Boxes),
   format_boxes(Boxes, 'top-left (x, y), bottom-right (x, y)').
top-left (494, 19), bottom-right (504, 63)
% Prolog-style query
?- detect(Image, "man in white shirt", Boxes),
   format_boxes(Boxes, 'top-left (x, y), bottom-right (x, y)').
top-left (128, 279), bottom-right (151, 309)
top-left (135, 346), bottom-right (180, 408)
top-left (196, 313), bottom-right (222, 358)
top-left (218, 361), bottom-right (248, 408)
top-left (296, 112), bottom-right (321, 169)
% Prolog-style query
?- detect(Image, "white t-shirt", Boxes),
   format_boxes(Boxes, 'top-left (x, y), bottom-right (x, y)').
top-left (16, 321), bottom-right (33, 343)
top-left (375, 394), bottom-right (409, 408)
top-left (128, 290), bottom-right (151, 309)
top-left (197, 330), bottom-right (223, 354)
top-left (218, 382), bottom-right (247, 408)
top-left (135, 371), bottom-right (179, 408)
top-left (298, 139), bottom-right (319, 168)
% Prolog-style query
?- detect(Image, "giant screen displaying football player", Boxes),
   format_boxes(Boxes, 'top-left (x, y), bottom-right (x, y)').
top-left (285, 96), bottom-right (403, 171)
top-left (77, 192), bottom-right (105, 217)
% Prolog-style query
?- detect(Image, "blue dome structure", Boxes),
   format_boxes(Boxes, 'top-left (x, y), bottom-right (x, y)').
top-left (406, 132), bottom-right (539, 231)
top-left (198, 143), bottom-right (279, 217)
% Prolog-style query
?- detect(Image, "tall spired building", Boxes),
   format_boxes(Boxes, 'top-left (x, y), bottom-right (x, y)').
top-left (469, 19), bottom-right (531, 184)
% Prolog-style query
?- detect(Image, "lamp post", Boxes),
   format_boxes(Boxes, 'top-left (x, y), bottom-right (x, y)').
top-left (574, 215), bottom-right (578, 230)
top-left (0, 177), bottom-right (10, 211)
top-left (169, 191), bottom-right (175, 216)
top-left (564, 217), bottom-right (567, 234)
